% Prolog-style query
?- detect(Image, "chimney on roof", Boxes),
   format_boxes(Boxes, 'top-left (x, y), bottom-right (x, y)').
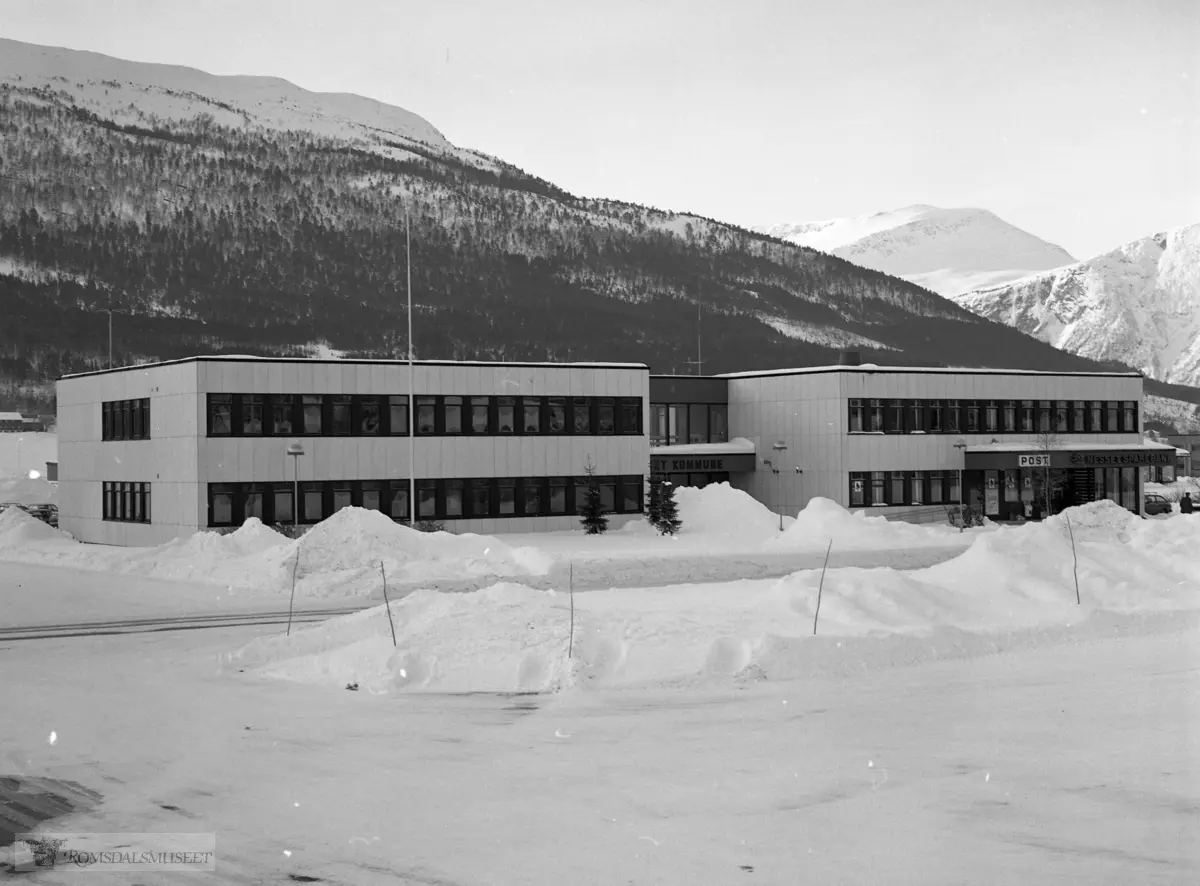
top-left (838, 350), bottom-right (862, 367)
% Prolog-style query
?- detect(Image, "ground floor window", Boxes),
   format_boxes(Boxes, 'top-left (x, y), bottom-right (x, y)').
top-left (961, 466), bottom-right (1143, 521)
top-left (103, 481), bottom-right (152, 523)
top-left (848, 470), bottom-right (962, 507)
top-left (206, 475), bottom-right (644, 527)
top-left (664, 471), bottom-right (729, 490)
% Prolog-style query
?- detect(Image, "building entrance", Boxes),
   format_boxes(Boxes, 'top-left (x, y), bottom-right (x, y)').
top-left (964, 461), bottom-right (1149, 521)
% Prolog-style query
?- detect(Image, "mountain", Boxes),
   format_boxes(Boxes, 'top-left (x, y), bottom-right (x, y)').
top-left (1, 39), bottom-right (1196, 423)
top-left (955, 223), bottom-right (1200, 388)
top-left (757, 205), bottom-right (1076, 298)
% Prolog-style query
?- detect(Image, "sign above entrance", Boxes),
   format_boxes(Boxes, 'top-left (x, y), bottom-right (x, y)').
top-left (650, 452), bottom-right (757, 474)
top-left (1067, 451), bottom-right (1172, 468)
top-left (1018, 454), bottom-right (1051, 468)
top-left (967, 448), bottom-right (1174, 471)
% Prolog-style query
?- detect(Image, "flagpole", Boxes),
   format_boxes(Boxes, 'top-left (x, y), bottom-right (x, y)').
top-left (406, 209), bottom-right (416, 525)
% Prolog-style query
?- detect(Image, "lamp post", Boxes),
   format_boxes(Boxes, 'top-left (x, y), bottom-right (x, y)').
top-left (953, 438), bottom-right (968, 515)
top-left (761, 440), bottom-right (790, 530)
top-left (16, 435), bottom-right (22, 479)
top-left (286, 441), bottom-right (305, 528)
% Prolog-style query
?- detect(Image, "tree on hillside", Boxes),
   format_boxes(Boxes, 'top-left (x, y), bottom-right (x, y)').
top-left (579, 459), bottom-right (608, 535)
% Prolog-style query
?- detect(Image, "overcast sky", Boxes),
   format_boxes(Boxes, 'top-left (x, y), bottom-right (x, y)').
top-left (3, 0), bottom-right (1197, 258)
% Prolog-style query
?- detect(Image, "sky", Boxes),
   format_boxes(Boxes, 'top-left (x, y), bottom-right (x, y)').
top-left (2, 0), bottom-right (1197, 259)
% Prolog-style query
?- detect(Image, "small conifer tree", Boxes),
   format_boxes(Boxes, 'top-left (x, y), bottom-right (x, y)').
top-left (647, 470), bottom-right (663, 529)
top-left (657, 478), bottom-right (681, 536)
top-left (579, 461), bottom-right (609, 535)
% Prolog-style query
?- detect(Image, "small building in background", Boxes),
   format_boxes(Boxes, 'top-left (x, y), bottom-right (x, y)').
top-left (0, 412), bottom-right (25, 432)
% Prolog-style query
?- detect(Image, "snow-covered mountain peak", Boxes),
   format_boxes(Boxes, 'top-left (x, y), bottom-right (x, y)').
top-left (755, 205), bottom-right (1075, 297)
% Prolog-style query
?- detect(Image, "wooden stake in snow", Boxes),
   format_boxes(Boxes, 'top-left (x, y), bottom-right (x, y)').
top-left (813, 539), bottom-right (833, 635)
top-left (1064, 514), bottom-right (1081, 605)
top-left (568, 562), bottom-right (576, 658)
top-left (286, 543), bottom-right (301, 636)
top-left (380, 561), bottom-right (397, 647)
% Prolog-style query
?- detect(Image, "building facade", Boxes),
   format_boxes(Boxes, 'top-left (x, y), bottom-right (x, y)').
top-left (56, 357), bottom-right (650, 546)
top-left (649, 363), bottom-right (1173, 523)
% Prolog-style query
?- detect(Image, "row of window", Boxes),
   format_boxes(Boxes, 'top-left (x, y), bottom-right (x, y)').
top-left (848, 470), bottom-right (963, 508)
top-left (648, 403), bottom-right (729, 447)
top-left (102, 481), bottom-right (152, 522)
top-left (848, 399), bottom-right (1139, 435)
top-left (207, 394), bottom-right (644, 438)
top-left (208, 475), bottom-right (646, 527)
top-left (101, 399), bottom-right (152, 441)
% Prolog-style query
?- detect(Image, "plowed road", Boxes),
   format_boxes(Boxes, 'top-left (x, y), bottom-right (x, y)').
top-left (0, 605), bottom-right (370, 641)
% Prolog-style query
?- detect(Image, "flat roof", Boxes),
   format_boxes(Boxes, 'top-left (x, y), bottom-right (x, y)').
top-left (716, 365), bottom-right (1143, 380)
top-left (60, 355), bottom-right (650, 380)
top-left (965, 442), bottom-right (1175, 453)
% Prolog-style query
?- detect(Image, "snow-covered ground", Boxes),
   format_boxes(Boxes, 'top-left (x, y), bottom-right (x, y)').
top-left (2, 483), bottom-right (1198, 882)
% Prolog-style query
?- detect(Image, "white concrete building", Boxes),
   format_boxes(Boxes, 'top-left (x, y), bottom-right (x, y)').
top-left (56, 357), bottom-right (649, 546)
top-left (650, 362), bottom-right (1174, 522)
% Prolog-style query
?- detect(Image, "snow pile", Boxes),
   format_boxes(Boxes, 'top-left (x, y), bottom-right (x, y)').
top-left (672, 482), bottom-right (794, 537)
top-left (235, 501), bottom-right (1200, 693)
top-left (0, 505), bottom-right (63, 545)
top-left (767, 497), bottom-right (980, 551)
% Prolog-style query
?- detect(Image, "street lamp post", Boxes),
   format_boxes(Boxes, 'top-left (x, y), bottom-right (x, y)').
top-left (286, 442), bottom-right (305, 528)
top-left (762, 441), bottom-right (790, 530)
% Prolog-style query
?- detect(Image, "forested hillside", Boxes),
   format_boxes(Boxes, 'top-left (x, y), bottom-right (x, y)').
top-left (0, 77), bottom-right (1175, 411)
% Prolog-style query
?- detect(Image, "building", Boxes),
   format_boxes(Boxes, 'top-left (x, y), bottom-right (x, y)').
top-left (649, 358), bottom-right (1174, 523)
top-left (0, 412), bottom-right (25, 432)
top-left (56, 354), bottom-right (1175, 546)
top-left (56, 357), bottom-right (649, 546)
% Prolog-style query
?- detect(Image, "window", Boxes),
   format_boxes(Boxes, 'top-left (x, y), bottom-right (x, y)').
top-left (302, 395), bottom-right (323, 435)
top-left (599, 477), bottom-right (616, 513)
top-left (649, 403), bottom-right (668, 444)
top-left (946, 401), bottom-right (960, 433)
top-left (548, 398), bottom-right (567, 434)
top-left (103, 398), bottom-right (152, 440)
top-left (390, 481), bottom-right (410, 521)
top-left (868, 400), bottom-right (884, 432)
top-left (984, 402), bottom-right (998, 433)
top-left (470, 479), bottom-right (492, 517)
top-left (930, 472), bottom-right (944, 504)
top-left (1020, 400), bottom-right (1034, 433)
top-left (332, 484), bottom-right (352, 513)
top-left (909, 400), bottom-right (923, 433)
top-left (498, 479), bottom-right (517, 515)
top-left (444, 479), bottom-right (464, 517)
top-left (1071, 401), bottom-right (1085, 433)
top-left (597, 399), bottom-right (616, 435)
top-left (1121, 401), bottom-right (1137, 432)
top-left (571, 398), bottom-right (591, 434)
top-left (524, 398), bottom-right (543, 434)
top-left (948, 472), bottom-right (961, 503)
top-left (361, 482), bottom-right (382, 512)
top-left (890, 472), bottom-right (905, 504)
top-left (131, 400), bottom-right (143, 439)
top-left (272, 395), bottom-right (295, 435)
top-left (470, 396), bottom-right (489, 434)
top-left (965, 402), bottom-right (980, 433)
top-left (1038, 401), bottom-right (1051, 433)
top-left (668, 404), bottom-right (687, 444)
top-left (850, 472), bottom-right (866, 506)
top-left (209, 394), bottom-right (233, 436)
top-left (548, 477), bottom-right (567, 514)
top-left (417, 396), bottom-right (436, 434)
top-left (497, 397), bottom-right (516, 434)
top-left (389, 396), bottom-right (409, 436)
top-left (418, 480), bottom-right (437, 518)
top-left (620, 399), bottom-right (643, 436)
top-left (104, 481), bottom-right (151, 523)
top-left (327, 396), bottom-right (349, 436)
top-left (573, 481), bottom-right (589, 514)
top-left (303, 485), bottom-right (324, 522)
top-left (244, 486), bottom-right (264, 522)
top-left (1105, 401), bottom-right (1119, 432)
top-left (121, 402), bottom-right (131, 440)
top-left (523, 479), bottom-right (542, 516)
top-left (870, 471), bottom-right (885, 504)
top-left (274, 488), bottom-right (294, 524)
top-left (849, 399), bottom-right (864, 432)
top-left (910, 471), bottom-right (924, 504)
top-left (1054, 401), bottom-right (1068, 433)
top-left (688, 404), bottom-right (707, 443)
top-left (1002, 401), bottom-right (1016, 433)
top-left (1090, 401), bottom-right (1102, 432)
top-left (444, 396), bottom-right (464, 434)
top-left (620, 476), bottom-right (640, 513)
top-left (209, 484), bottom-right (234, 525)
top-left (242, 395), bottom-right (264, 435)
top-left (359, 397), bottom-right (382, 435)
top-left (928, 401), bottom-right (943, 433)
top-left (888, 400), bottom-right (904, 433)
top-left (102, 402), bottom-right (112, 440)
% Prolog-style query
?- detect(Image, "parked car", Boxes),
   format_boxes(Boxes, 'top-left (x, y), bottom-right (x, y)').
top-left (1143, 492), bottom-right (1173, 516)
top-left (0, 502), bottom-right (29, 515)
top-left (26, 503), bottom-right (58, 528)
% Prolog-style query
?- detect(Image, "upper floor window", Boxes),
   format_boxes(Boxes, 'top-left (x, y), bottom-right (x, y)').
top-left (984, 401), bottom-right (998, 433)
top-left (868, 399), bottom-right (884, 432)
top-left (1121, 401), bottom-right (1137, 432)
top-left (103, 398), bottom-right (151, 441)
top-left (849, 399), bottom-right (864, 433)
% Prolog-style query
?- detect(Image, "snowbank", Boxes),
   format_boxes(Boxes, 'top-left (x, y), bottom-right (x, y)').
top-left (232, 501), bottom-right (1200, 694)
top-left (621, 482), bottom-right (794, 539)
top-left (766, 496), bottom-right (983, 551)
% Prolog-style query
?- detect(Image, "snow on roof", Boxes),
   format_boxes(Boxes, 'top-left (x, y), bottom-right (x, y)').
top-left (0, 412), bottom-right (25, 422)
top-left (651, 437), bottom-right (756, 456)
top-left (966, 441), bottom-right (1176, 453)
top-left (60, 356), bottom-right (649, 379)
top-left (717, 365), bottom-right (1142, 379)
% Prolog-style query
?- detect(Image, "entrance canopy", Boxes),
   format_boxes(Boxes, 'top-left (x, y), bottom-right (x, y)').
top-left (964, 441), bottom-right (1176, 471)
top-left (650, 437), bottom-right (757, 474)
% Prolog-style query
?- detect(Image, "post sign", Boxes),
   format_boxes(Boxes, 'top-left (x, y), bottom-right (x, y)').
top-left (649, 453), bottom-right (757, 474)
top-left (1018, 454), bottom-right (1051, 468)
